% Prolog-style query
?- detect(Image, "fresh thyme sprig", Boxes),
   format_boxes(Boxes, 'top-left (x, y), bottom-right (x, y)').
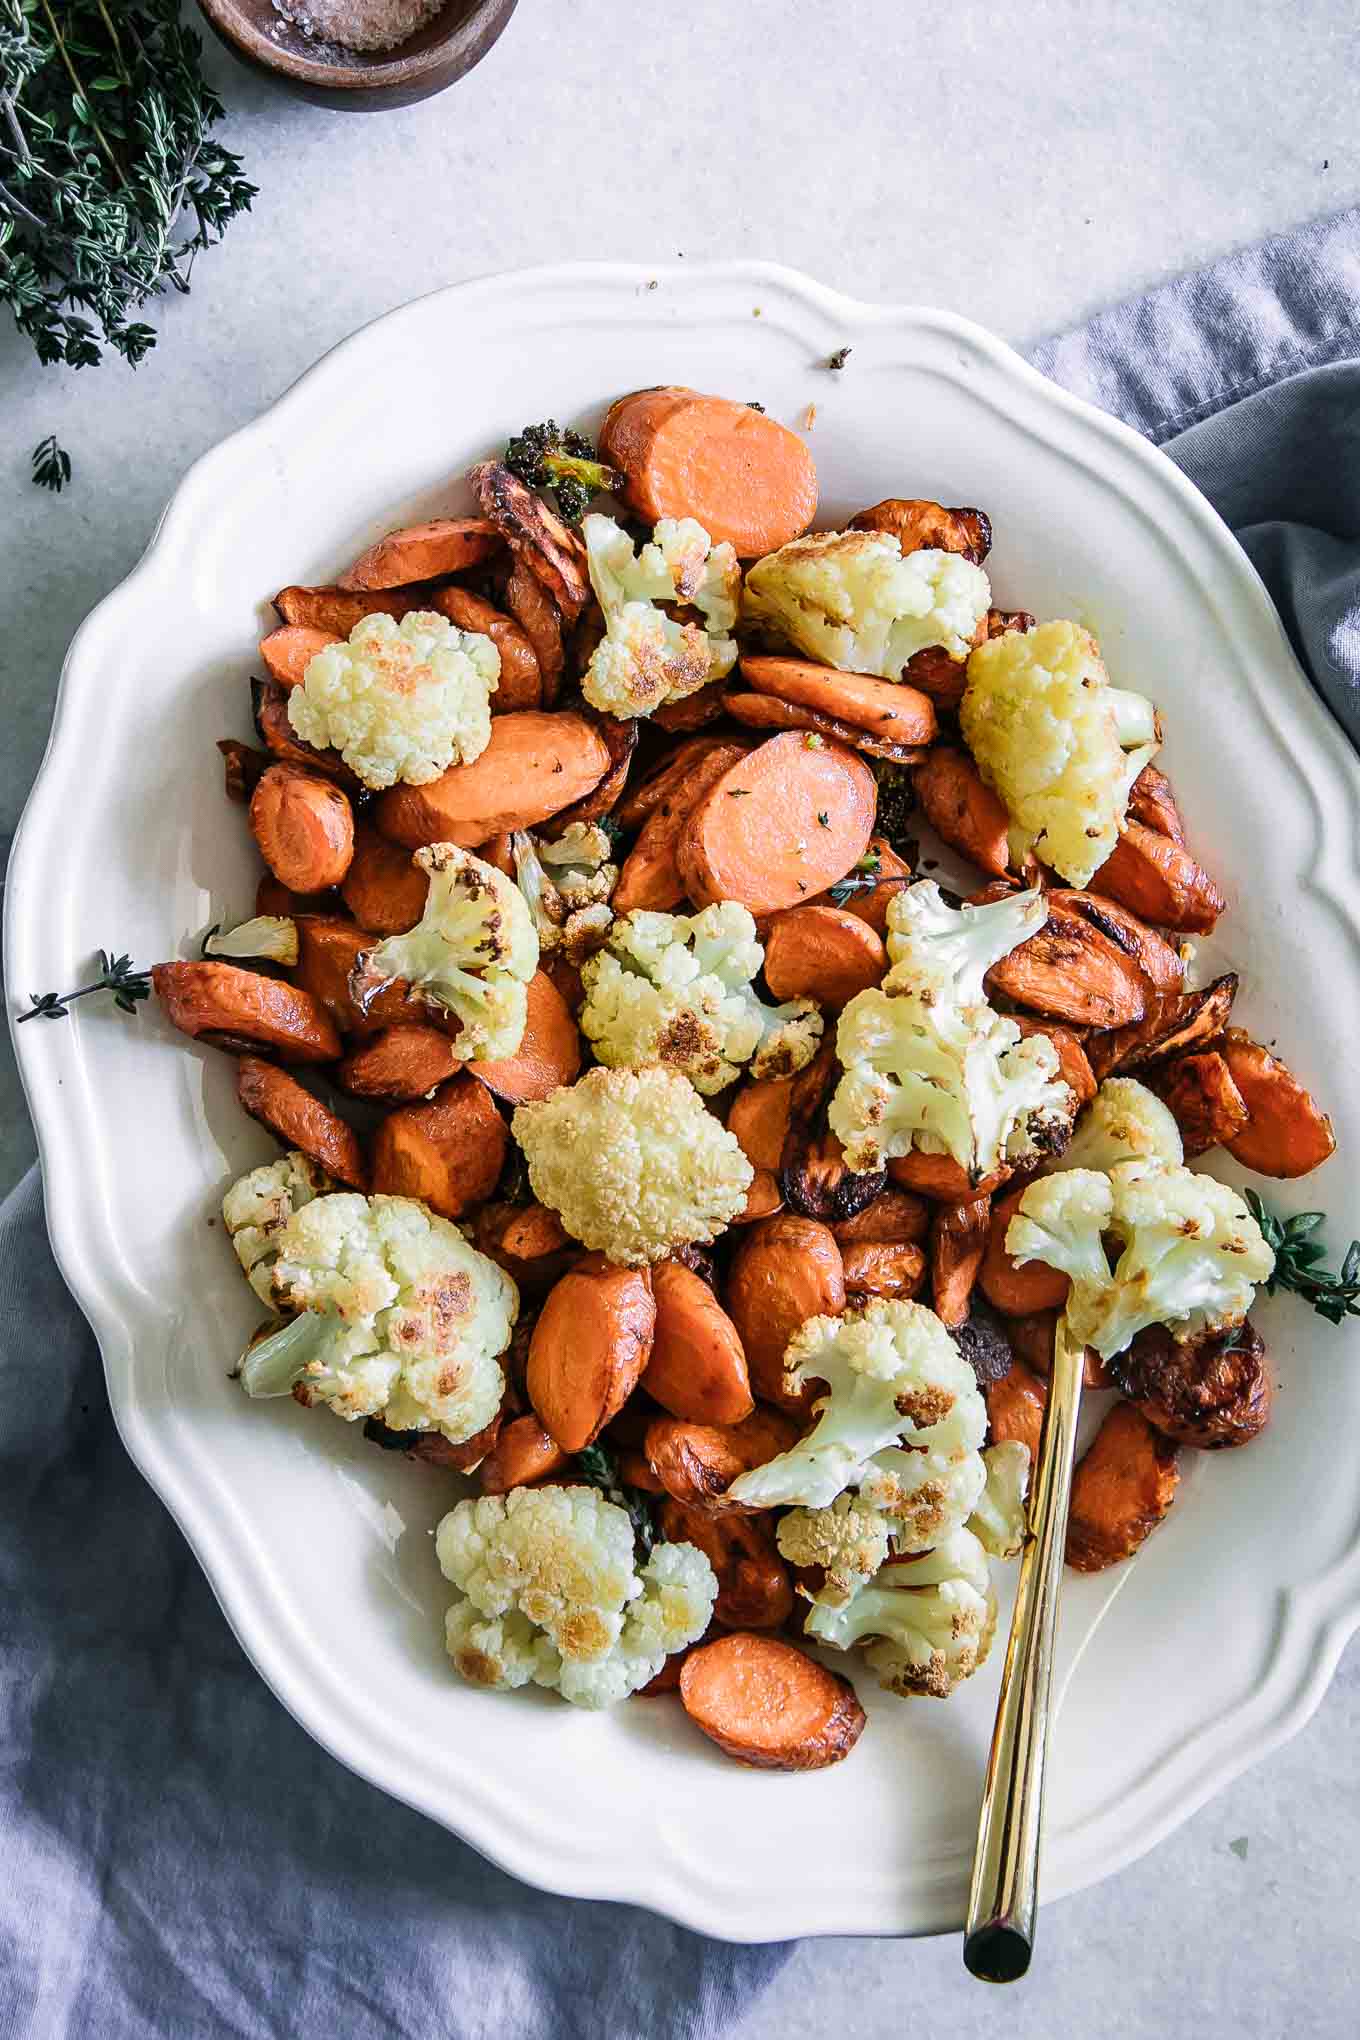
top-left (17, 948), bottom-right (152, 1022)
top-left (828, 850), bottom-right (883, 904)
top-left (31, 432), bottom-right (70, 490)
top-left (575, 1441), bottom-right (657, 1559)
top-left (1244, 1190), bottom-right (1360, 1325)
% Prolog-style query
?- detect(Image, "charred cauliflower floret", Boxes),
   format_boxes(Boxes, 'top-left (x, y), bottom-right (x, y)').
top-left (288, 610), bottom-right (500, 789)
top-left (512, 1065), bottom-right (753, 1265)
top-left (775, 1493), bottom-right (892, 1607)
top-left (511, 824), bottom-right (617, 966)
top-left (960, 619), bottom-right (1159, 888)
top-left (828, 881), bottom-right (1075, 1180)
top-left (234, 1189), bottom-right (518, 1444)
top-left (1063, 1076), bottom-right (1184, 1173)
top-left (806, 1528), bottom-right (997, 1700)
top-left (743, 528), bottom-right (991, 676)
top-left (581, 513), bottom-right (740, 719)
top-left (436, 1486), bottom-right (717, 1708)
top-left (222, 1150), bottom-right (334, 1304)
top-left (579, 901), bottom-right (823, 1094)
top-left (351, 842), bottom-right (538, 1060)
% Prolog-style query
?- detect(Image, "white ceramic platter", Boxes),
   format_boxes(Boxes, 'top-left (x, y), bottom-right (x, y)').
top-left (7, 264), bottom-right (1360, 1942)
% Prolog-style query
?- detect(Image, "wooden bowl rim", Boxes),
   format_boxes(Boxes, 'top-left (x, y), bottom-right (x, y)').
top-left (196, 0), bottom-right (515, 92)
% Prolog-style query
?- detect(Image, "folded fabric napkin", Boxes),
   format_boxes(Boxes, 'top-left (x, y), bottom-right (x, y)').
top-left (3, 209), bottom-right (1359, 2039)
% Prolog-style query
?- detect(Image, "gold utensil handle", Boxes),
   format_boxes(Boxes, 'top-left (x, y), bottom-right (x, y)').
top-left (963, 1322), bottom-right (1086, 1982)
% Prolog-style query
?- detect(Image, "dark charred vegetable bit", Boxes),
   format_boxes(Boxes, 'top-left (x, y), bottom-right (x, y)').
top-left (872, 763), bottom-right (915, 853)
top-left (218, 738), bottom-right (270, 804)
top-left (1086, 973), bottom-right (1239, 1081)
top-left (1110, 1321), bottom-right (1270, 1450)
top-left (951, 1301), bottom-right (1016, 1389)
top-left (575, 1440), bottom-right (657, 1558)
top-left (1243, 1193), bottom-right (1360, 1324)
top-left (362, 1412), bottom-right (504, 1473)
top-left (504, 420), bottom-right (622, 526)
top-left (824, 346), bottom-right (853, 371)
top-left (779, 1043), bottom-right (884, 1221)
top-left (19, 948), bottom-right (152, 1023)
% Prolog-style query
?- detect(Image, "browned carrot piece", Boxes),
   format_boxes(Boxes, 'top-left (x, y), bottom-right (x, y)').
top-left (913, 747), bottom-right (1016, 880)
top-left (1112, 1321), bottom-right (1270, 1450)
top-left (551, 713), bottom-right (638, 830)
top-left (1013, 1017), bottom-right (1097, 1108)
top-left (617, 734), bottom-right (749, 829)
top-left (219, 739), bottom-right (269, 804)
top-left (644, 1409), bottom-right (801, 1511)
top-left (252, 678), bottom-right (357, 786)
top-left (849, 496), bottom-right (992, 562)
top-left (818, 834), bottom-right (913, 935)
top-left (273, 584), bottom-right (431, 633)
top-left (643, 1260), bottom-right (754, 1425)
top-left (153, 961), bottom-right (340, 1063)
top-left (887, 1151), bottom-right (1011, 1201)
top-left (930, 1197), bottom-right (991, 1328)
top-left (679, 1633), bottom-right (865, 1769)
top-left (337, 516), bottom-right (501, 591)
top-left (734, 1171), bottom-right (784, 1225)
top-left (375, 713), bottom-right (611, 849)
top-left (467, 462), bottom-right (590, 621)
top-left (726, 1076), bottom-right (794, 1173)
top-left (980, 1185), bottom-right (1071, 1316)
top-left (654, 680), bottom-right (727, 732)
top-left (1085, 973), bottom-right (1239, 1083)
top-left (259, 623), bottom-right (338, 689)
top-left (528, 1256), bottom-right (655, 1452)
top-left (249, 764), bottom-right (354, 894)
top-left (761, 904), bottom-right (886, 1008)
top-left (339, 824), bottom-right (428, 936)
top-left (469, 970), bottom-right (581, 1104)
top-left (613, 742), bottom-right (751, 914)
top-left (840, 1240), bottom-right (927, 1302)
top-left (255, 873), bottom-right (340, 919)
top-left (601, 390), bottom-right (818, 557)
top-left (1044, 889), bottom-right (1184, 995)
top-left (722, 690), bottom-right (928, 767)
top-left (833, 1186), bottom-right (930, 1246)
top-left (1066, 1403), bottom-right (1179, 1571)
top-left (983, 889), bottom-right (1148, 1028)
top-left (294, 916), bottom-right (416, 1035)
top-left (658, 1502), bottom-right (793, 1629)
top-left (901, 644), bottom-right (969, 710)
top-left (1005, 1308), bottom-right (1111, 1390)
top-left (1149, 1050), bottom-right (1249, 1157)
top-left (397, 1406), bottom-right (507, 1473)
top-left (501, 563), bottom-right (565, 704)
top-left (236, 1056), bottom-right (366, 1188)
top-left (1127, 763), bottom-right (1186, 844)
top-left (738, 655), bottom-right (937, 745)
top-left (368, 1073), bottom-right (509, 1219)
top-left (478, 831), bottom-right (517, 879)
top-left (479, 1414), bottom-right (570, 1495)
top-left (1219, 1030), bottom-right (1337, 1178)
top-left (985, 1360), bottom-right (1049, 1464)
top-left (678, 733), bottom-right (876, 915)
top-left (431, 585), bottom-right (542, 712)
top-left (473, 1201), bottom-right (577, 1294)
top-left (336, 1025), bottom-right (462, 1100)
top-left (725, 1215), bottom-right (843, 1414)
top-left (1094, 821), bottom-right (1225, 934)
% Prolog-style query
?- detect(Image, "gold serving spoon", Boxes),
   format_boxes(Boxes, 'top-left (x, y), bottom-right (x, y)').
top-left (963, 1321), bottom-right (1086, 1981)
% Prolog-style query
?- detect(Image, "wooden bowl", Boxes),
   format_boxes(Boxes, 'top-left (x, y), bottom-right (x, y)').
top-left (197, 0), bottom-right (519, 110)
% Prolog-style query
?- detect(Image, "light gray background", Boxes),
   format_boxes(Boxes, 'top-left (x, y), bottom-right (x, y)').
top-left (2, 1), bottom-right (1357, 2030)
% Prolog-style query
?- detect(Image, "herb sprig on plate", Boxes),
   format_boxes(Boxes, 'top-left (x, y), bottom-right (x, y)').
top-left (1244, 1190), bottom-right (1360, 1325)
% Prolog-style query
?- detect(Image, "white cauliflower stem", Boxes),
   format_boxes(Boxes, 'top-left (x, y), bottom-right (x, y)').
top-left (967, 1440), bottom-right (1031, 1559)
top-left (512, 824), bottom-right (617, 964)
top-left (234, 1188), bottom-right (518, 1444)
top-left (203, 915), bottom-right (298, 966)
top-left (961, 619), bottom-right (1159, 887)
top-left (352, 842), bottom-right (538, 1060)
top-left (743, 528), bottom-right (991, 675)
top-left (288, 610), bottom-right (499, 789)
top-left (513, 1065), bottom-right (753, 1265)
top-left (807, 1528), bottom-right (996, 1699)
top-left (436, 1487), bottom-right (716, 1708)
top-left (1007, 1158), bottom-right (1275, 1360)
top-left (1063, 1077), bottom-right (1183, 1173)
top-left (580, 901), bottom-right (823, 1094)
top-left (828, 881), bottom-right (1075, 1180)
top-left (582, 513), bottom-right (740, 718)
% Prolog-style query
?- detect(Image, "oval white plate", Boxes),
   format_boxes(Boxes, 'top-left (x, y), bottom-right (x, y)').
top-left (7, 263), bottom-right (1360, 1943)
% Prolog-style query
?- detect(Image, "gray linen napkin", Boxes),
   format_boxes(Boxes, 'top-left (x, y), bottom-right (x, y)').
top-left (3, 209), bottom-right (1359, 2038)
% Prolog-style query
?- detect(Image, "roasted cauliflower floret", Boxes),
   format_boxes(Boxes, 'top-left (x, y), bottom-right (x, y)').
top-left (436, 1487), bottom-right (717, 1708)
top-left (352, 842), bottom-right (538, 1060)
top-left (960, 619), bottom-right (1159, 888)
top-left (235, 1189), bottom-right (518, 1444)
top-left (287, 609), bottom-right (499, 789)
top-left (806, 1528), bottom-right (997, 1699)
top-left (512, 1065), bottom-right (753, 1266)
top-left (1007, 1158), bottom-right (1275, 1360)
top-left (581, 513), bottom-right (740, 718)
top-left (1063, 1076), bottom-right (1184, 1173)
top-left (967, 1440), bottom-right (1031, 1559)
top-left (203, 914), bottom-right (299, 966)
top-left (742, 528), bottom-right (991, 676)
top-left (222, 1149), bottom-right (334, 1304)
top-left (511, 824), bottom-right (617, 965)
top-left (579, 901), bottom-right (823, 1094)
top-left (775, 1493), bottom-right (892, 1607)
top-left (828, 882), bottom-right (1075, 1180)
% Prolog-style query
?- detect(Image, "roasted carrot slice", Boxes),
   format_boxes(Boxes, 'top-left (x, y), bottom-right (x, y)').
top-left (1086, 973), bottom-right (1239, 1082)
top-left (900, 644), bottom-right (969, 710)
top-left (1112, 1320), bottom-right (1270, 1451)
top-left (601, 389), bottom-right (818, 557)
top-left (259, 623), bottom-right (338, 689)
top-left (432, 584), bottom-right (542, 712)
top-left (613, 741), bottom-right (751, 914)
top-left (1219, 1029), bottom-right (1337, 1178)
top-left (1149, 1050), bottom-right (1249, 1157)
top-left (679, 1632), bottom-right (865, 1770)
top-left (252, 678), bottom-right (357, 787)
top-left (983, 889), bottom-right (1148, 1028)
top-left (294, 916), bottom-right (416, 1035)
top-left (528, 1256), bottom-right (655, 1452)
top-left (479, 1413), bottom-right (570, 1495)
top-left (725, 1214), bottom-right (843, 1414)
top-left (1066, 1402), bottom-right (1179, 1571)
top-left (722, 690), bottom-right (929, 766)
top-left (679, 732), bottom-right (876, 915)
top-left (1003, 1308), bottom-right (1110, 1389)
top-left (985, 1360), bottom-right (1048, 1465)
top-left (616, 734), bottom-right (748, 829)
top-left (1013, 1017), bottom-right (1097, 1108)
top-left (726, 1075), bottom-right (794, 1172)
top-left (339, 823), bottom-right (428, 936)
top-left (914, 747), bottom-right (1015, 880)
top-left (249, 764), bottom-right (354, 894)
top-left (887, 1151), bottom-right (1011, 1201)
top-left (930, 1197), bottom-right (990, 1329)
top-left (738, 654), bottom-right (937, 745)
top-left (644, 1408), bottom-right (801, 1511)
top-left (337, 516), bottom-right (500, 591)
top-left (1045, 888), bottom-right (1184, 995)
top-left (273, 584), bottom-right (432, 633)
top-left (643, 1259), bottom-right (754, 1425)
top-left (153, 961), bottom-right (340, 1063)
top-left (833, 1186), bottom-right (930, 1246)
top-left (654, 680), bottom-right (727, 732)
top-left (255, 873), bottom-right (340, 920)
top-left (236, 1055), bottom-right (366, 1188)
top-left (468, 969), bottom-right (581, 1104)
top-left (840, 1240), bottom-right (927, 1302)
top-left (761, 904), bottom-right (886, 1008)
top-left (1127, 764), bottom-right (1186, 844)
top-left (375, 713), bottom-right (611, 849)
top-left (218, 738), bottom-right (269, 804)
top-left (336, 1024), bottom-right (462, 1100)
top-left (849, 496), bottom-right (992, 563)
top-left (501, 563), bottom-right (565, 704)
top-left (467, 462), bottom-right (591, 622)
top-left (552, 713), bottom-right (638, 829)
top-left (473, 1200), bottom-right (577, 1294)
top-left (1094, 821), bottom-right (1225, 934)
top-left (658, 1502), bottom-right (793, 1630)
top-left (980, 1184), bottom-right (1071, 1317)
top-left (368, 1073), bottom-right (509, 1219)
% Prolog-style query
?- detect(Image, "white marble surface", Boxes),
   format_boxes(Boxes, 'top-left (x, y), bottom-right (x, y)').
top-left (2, 0), bottom-right (1358, 2023)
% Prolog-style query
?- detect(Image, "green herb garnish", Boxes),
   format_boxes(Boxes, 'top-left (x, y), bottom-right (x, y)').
top-left (1244, 1190), bottom-right (1360, 1324)
top-left (575, 1441), bottom-right (657, 1558)
top-left (31, 432), bottom-right (70, 490)
top-left (17, 948), bottom-right (152, 1022)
